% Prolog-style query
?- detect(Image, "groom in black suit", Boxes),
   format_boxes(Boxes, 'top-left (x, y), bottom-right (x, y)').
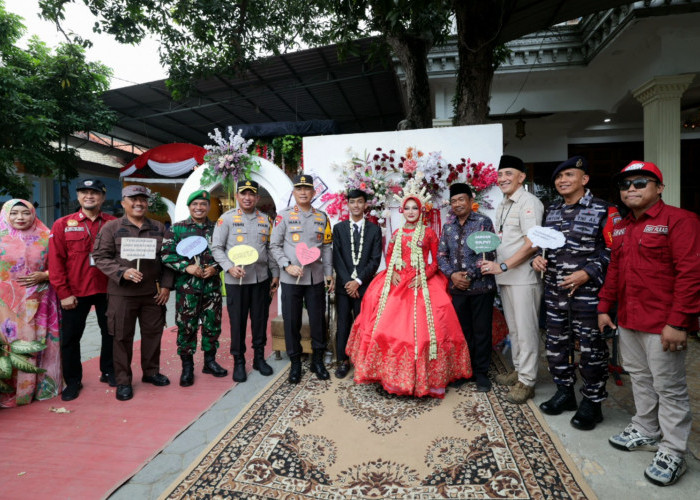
top-left (332, 189), bottom-right (382, 378)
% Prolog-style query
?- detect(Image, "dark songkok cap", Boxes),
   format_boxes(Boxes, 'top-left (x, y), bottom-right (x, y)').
top-left (347, 189), bottom-right (367, 201)
top-left (551, 155), bottom-right (589, 181)
top-left (293, 174), bottom-right (314, 187)
top-left (237, 179), bottom-right (259, 193)
top-left (498, 155), bottom-right (525, 172)
top-left (449, 183), bottom-right (473, 199)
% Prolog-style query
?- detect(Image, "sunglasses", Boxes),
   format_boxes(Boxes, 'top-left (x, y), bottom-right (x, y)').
top-left (618, 178), bottom-right (657, 190)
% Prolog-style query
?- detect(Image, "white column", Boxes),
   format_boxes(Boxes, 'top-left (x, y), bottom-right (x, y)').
top-left (632, 74), bottom-right (694, 207)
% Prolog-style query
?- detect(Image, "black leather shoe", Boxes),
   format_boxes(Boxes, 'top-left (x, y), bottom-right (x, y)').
top-left (288, 358), bottom-right (302, 384)
top-left (475, 374), bottom-right (491, 392)
top-left (253, 349), bottom-right (273, 376)
top-left (61, 383), bottom-right (83, 401)
top-left (99, 373), bottom-right (117, 387)
top-left (180, 355), bottom-right (194, 387)
top-left (141, 373), bottom-right (170, 386)
top-left (335, 361), bottom-right (350, 379)
top-left (232, 356), bottom-right (247, 383)
top-left (539, 385), bottom-right (578, 415)
top-left (570, 397), bottom-right (603, 430)
top-left (116, 384), bottom-right (133, 401)
top-left (202, 351), bottom-right (228, 377)
top-left (310, 350), bottom-right (330, 380)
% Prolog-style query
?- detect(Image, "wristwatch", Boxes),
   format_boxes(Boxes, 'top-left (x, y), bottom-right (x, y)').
top-left (500, 263), bottom-right (509, 272)
top-left (667, 324), bottom-right (687, 331)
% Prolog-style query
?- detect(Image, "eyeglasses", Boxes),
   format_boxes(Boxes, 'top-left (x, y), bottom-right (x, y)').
top-left (618, 178), bottom-right (656, 190)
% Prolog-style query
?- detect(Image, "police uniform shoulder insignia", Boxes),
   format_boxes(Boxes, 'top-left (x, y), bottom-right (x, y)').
top-left (67, 219), bottom-right (79, 227)
top-left (324, 219), bottom-right (333, 244)
top-left (217, 218), bottom-right (224, 226)
top-left (275, 215), bottom-right (283, 226)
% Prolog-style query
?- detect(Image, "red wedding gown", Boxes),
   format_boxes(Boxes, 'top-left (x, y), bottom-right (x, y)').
top-left (346, 226), bottom-right (472, 398)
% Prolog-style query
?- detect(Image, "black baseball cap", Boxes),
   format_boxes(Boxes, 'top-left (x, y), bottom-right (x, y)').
top-left (76, 179), bottom-right (107, 193)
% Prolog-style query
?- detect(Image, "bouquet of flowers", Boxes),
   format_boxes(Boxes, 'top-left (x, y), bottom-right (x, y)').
top-left (444, 157), bottom-right (498, 210)
top-left (400, 147), bottom-right (451, 200)
top-left (200, 127), bottom-right (258, 197)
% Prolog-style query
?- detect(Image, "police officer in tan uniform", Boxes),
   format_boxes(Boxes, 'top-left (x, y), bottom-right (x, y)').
top-left (270, 174), bottom-right (334, 384)
top-left (211, 179), bottom-right (279, 383)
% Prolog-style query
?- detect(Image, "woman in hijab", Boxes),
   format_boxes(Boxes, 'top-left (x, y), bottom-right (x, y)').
top-left (346, 180), bottom-right (472, 398)
top-left (0, 199), bottom-right (62, 407)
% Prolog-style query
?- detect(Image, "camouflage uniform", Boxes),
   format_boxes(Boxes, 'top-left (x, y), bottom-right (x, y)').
top-left (542, 188), bottom-right (612, 402)
top-left (162, 217), bottom-right (222, 356)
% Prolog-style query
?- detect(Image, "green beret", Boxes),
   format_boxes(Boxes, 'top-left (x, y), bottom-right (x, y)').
top-left (187, 189), bottom-right (210, 205)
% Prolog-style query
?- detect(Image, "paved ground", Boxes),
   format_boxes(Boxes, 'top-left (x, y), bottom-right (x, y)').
top-left (79, 303), bottom-right (698, 499)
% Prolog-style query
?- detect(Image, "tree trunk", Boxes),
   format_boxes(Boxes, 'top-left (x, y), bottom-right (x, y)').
top-left (453, 0), bottom-right (514, 125)
top-left (386, 34), bottom-right (433, 130)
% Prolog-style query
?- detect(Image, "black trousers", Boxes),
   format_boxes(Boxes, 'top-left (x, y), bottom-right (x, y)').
top-left (335, 291), bottom-right (363, 362)
top-left (226, 280), bottom-right (270, 357)
top-left (452, 291), bottom-right (495, 378)
top-left (281, 282), bottom-right (326, 358)
top-left (60, 293), bottom-right (113, 385)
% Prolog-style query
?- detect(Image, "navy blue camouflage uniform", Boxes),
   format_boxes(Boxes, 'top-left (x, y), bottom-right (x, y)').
top-left (542, 189), bottom-right (611, 402)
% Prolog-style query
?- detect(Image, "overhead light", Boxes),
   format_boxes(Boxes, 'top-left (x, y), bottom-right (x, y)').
top-left (603, 118), bottom-right (611, 123)
top-left (515, 118), bottom-right (526, 140)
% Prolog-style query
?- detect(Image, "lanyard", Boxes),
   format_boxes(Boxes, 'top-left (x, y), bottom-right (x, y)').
top-left (82, 217), bottom-right (103, 244)
top-left (498, 199), bottom-right (515, 233)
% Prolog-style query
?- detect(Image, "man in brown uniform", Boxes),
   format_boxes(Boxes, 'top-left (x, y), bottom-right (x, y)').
top-left (92, 185), bottom-right (174, 401)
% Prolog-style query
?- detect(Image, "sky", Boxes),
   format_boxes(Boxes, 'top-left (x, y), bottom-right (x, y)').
top-left (5, 0), bottom-right (167, 88)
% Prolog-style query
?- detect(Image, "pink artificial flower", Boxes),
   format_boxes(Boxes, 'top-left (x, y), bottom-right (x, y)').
top-left (403, 159), bottom-right (417, 174)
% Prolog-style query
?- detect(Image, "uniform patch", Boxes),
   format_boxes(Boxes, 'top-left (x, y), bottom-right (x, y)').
top-left (275, 215), bottom-right (283, 227)
top-left (323, 220), bottom-right (333, 244)
top-left (237, 235), bottom-right (244, 242)
top-left (65, 226), bottom-right (85, 232)
top-left (292, 234), bottom-right (300, 242)
top-left (613, 228), bottom-right (627, 237)
top-left (644, 225), bottom-right (668, 234)
top-left (217, 218), bottom-right (224, 226)
top-left (67, 219), bottom-right (79, 227)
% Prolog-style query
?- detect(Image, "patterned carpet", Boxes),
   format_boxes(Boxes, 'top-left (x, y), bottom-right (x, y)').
top-left (162, 356), bottom-right (596, 499)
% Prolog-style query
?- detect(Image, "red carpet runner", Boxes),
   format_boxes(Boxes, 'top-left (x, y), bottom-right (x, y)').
top-left (0, 307), bottom-right (275, 500)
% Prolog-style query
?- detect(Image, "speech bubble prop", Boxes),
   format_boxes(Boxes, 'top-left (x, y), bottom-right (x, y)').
top-left (527, 226), bottom-right (566, 249)
top-left (228, 245), bottom-right (259, 285)
top-left (176, 236), bottom-right (208, 258)
top-left (527, 226), bottom-right (566, 279)
top-left (227, 245), bottom-right (259, 266)
top-left (466, 231), bottom-right (501, 254)
top-left (294, 243), bottom-right (321, 284)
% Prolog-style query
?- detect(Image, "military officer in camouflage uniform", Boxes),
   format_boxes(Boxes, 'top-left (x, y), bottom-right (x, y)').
top-left (162, 190), bottom-right (227, 386)
top-left (532, 156), bottom-right (615, 431)
top-left (211, 179), bottom-right (279, 383)
top-left (270, 174), bottom-right (334, 384)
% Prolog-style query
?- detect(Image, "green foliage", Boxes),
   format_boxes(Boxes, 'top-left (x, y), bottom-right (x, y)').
top-left (148, 191), bottom-right (168, 216)
top-left (0, 0), bottom-right (117, 198)
top-left (0, 337), bottom-right (47, 381)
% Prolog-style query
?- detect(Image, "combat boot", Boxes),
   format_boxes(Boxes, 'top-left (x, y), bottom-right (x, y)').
top-left (539, 384), bottom-right (577, 415)
top-left (179, 355), bottom-right (194, 387)
top-left (253, 348), bottom-right (273, 376)
top-left (570, 397), bottom-right (603, 430)
top-left (202, 350), bottom-right (228, 377)
top-left (495, 370), bottom-right (519, 386)
top-left (232, 355), bottom-right (247, 383)
top-left (310, 349), bottom-right (330, 380)
top-left (289, 355), bottom-right (303, 384)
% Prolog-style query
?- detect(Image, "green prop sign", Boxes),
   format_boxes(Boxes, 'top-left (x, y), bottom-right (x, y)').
top-left (466, 231), bottom-right (501, 253)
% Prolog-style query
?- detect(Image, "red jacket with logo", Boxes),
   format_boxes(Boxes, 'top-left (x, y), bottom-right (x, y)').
top-left (49, 210), bottom-right (117, 300)
top-left (598, 200), bottom-right (700, 334)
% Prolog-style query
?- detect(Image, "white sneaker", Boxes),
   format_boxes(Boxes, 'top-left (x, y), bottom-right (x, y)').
top-left (609, 423), bottom-right (659, 452)
top-left (644, 451), bottom-right (687, 486)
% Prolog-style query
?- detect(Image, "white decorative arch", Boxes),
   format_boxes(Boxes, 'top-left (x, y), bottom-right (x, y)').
top-left (161, 196), bottom-right (176, 223)
top-left (174, 157), bottom-right (293, 222)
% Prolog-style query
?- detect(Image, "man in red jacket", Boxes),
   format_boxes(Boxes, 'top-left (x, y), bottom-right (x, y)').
top-left (598, 161), bottom-right (700, 487)
top-left (49, 179), bottom-right (117, 401)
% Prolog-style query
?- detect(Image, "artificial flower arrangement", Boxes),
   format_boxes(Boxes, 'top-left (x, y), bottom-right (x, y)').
top-left (200, 127), bottom-right (258, 199)
top-left (321, 148), bottom-right (402, 224)
top-left (323, 146), bottom-right (498, 226)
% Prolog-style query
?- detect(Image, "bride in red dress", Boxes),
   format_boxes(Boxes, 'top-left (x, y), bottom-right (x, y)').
top-left (346, 182), bottom-right (472, 398)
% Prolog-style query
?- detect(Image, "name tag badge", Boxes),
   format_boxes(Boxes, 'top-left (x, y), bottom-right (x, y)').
top-left (497, 231), bottom-right (503, 241)
top-left (89, 253), bottom-right (96, 267)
